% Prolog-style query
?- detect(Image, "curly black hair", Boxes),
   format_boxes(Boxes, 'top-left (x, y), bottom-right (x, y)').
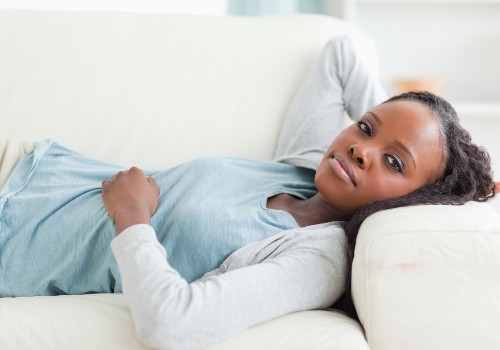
top-left (336, 91), bottom-right (496, 318)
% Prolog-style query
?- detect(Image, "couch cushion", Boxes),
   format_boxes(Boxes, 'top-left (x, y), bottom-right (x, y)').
top-left (352, 202), bottom-right (500, 350)
top-left (0, 294), bottom-right (370, 350)
top-left (0, 10), bottom-right (376, 169)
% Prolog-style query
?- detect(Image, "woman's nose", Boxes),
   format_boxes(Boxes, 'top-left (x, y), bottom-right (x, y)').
top-left (349, 144), bottom-right (372, 169)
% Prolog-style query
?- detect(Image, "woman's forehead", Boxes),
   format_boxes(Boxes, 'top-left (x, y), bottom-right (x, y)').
top-left (372, 99), bottom-right (434, 119)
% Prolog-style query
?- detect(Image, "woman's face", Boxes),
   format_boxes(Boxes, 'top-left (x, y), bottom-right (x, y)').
top-left (315, 100), bottom-right (445, 215)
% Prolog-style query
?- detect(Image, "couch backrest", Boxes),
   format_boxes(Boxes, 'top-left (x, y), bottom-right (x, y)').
top-left (0, 10), bottom-right (376, 169)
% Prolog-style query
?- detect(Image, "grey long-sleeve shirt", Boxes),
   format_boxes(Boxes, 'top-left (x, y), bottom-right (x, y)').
top-left (111, 223), bottom-right (347, 350)
top-left (110, 36), bottom-right (387, 350)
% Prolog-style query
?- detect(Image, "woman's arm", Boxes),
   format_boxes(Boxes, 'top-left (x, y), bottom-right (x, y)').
top-left (100, 156), bottom-right (345, 350)
top-left (110, 224), bottom-right (346, 350)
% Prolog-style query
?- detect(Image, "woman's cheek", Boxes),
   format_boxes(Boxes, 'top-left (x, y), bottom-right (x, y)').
top-left (366, 175), bottom-right (412, 203)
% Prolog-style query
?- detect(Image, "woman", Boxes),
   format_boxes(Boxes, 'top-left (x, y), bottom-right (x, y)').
top-left (0, 37), bottom-right (495, 349)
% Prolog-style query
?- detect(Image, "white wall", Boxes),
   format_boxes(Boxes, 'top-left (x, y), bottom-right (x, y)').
top-left (354, 2), bottom-right (500, 102)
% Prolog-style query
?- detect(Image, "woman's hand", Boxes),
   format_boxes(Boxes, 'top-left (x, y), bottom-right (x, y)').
top-left (102, 167), bottom-right (160, 235)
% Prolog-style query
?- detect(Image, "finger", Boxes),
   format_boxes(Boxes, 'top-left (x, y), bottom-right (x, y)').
top-left (101, 180), bottom-right (111, 188)
top-left (151, 189), bottom-right (161, 215)
top-left (146, 176), bottom-right (157, 185)
top-left (129, 166), bottom-right (145, 176)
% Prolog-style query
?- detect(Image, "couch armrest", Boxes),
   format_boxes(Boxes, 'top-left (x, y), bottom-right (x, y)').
top-left (352, 202), bottom-right (500, 350)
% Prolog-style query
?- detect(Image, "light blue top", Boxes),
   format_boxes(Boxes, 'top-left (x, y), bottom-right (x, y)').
top-left (0, 140), bottom-right (316, 296)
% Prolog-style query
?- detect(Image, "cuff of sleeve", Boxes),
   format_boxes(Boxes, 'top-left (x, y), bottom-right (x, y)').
top-left (110, 224), bottom-right (158, 257)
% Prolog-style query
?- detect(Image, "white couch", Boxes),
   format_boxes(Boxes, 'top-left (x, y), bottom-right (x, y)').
top-left (1, 10), bottom-right (499, 350)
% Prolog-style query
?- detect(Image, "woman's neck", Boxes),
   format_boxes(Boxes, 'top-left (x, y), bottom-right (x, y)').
top-left (267, 193), bottom-right (351, 227)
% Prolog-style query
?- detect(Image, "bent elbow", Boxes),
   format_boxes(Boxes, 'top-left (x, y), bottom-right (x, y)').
top-left (135, 313), bottom-right (181, 350)
top-left (136, 323), bottom-right (169, 350)
top-left (135, 311), bottom-right (198, 350)
top-left (131, 284), bottom-right (210, 349)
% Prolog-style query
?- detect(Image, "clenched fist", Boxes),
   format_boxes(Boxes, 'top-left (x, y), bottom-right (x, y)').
top-left (102, 167), bottom-right (160, 234)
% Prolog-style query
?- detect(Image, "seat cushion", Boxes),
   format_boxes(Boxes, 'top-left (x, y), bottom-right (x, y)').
top-left (0, 294), bottom-right (370, 350)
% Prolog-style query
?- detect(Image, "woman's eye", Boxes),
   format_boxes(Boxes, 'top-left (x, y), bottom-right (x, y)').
top-left (357, 120), bottom-right (372, 137)
top-left (385, 154), bottom-right (404, 173)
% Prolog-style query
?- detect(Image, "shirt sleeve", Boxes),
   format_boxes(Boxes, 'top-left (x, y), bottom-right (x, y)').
top-left (111, 224), bottom-right (346, 350)
top-left (273, 36), bottom-right (387, 169)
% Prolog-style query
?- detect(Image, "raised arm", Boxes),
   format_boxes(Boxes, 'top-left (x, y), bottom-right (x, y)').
top-left (110, 224), bottom-right (346, 350)
top-left (273, 36), bottom-right (387, 169)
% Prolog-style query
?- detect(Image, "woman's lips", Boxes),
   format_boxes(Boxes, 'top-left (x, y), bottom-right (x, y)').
top-left (330, 154), bottom-right (356, 186)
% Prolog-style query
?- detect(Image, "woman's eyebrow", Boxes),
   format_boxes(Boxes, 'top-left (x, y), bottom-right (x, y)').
top-left (395, 140), bottom-right (416, 168)
top-left (366, 111), bottom-right (382, 124)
